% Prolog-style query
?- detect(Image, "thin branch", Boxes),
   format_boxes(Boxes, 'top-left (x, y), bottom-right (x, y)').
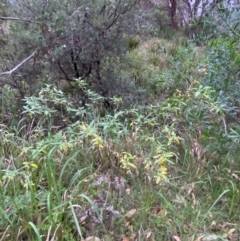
top-left (68, 6), bottom-right (83, 19)
top-left (0, 50), bottom-right (37, 77)
top-left (0, 16), bottom-right (41, 25)
top-left (57, 59), bottom-right (72, 81)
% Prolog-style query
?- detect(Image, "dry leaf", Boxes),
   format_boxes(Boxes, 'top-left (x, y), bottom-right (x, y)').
top-left (126, 188), bottom-right (131, 194)
top-left (229, 228), bottom-right (236, 234)
top-left (122, 237), bottom-right (130, 241)
top-left (221, 222), bottom-right (237, 228)
top-left (223, 228), bottom-right (236, 239)
top-left (125, 209), bottom-right (137, 218)
top-left (210, 221), bottom-right (217, 227)
top-left (146, 231), bottom-right (152, 239)
top-left (83, 237), bottom-right (101, 241)
top-left (80, 214), bottom-right (88, 223)
top-left (173, 236), bottom-right (181, 241)
top-left (232, 173), bottom-right (240, 180)
top-left (187, 184), bottom-right (194, 195)
top-left (154, 206), bottom-right (161, 215)
top-left (201, 234), bottom-right (219, 241)
top-left (191, 193), bottom-right (198, 206)
top-left (195, 235), bottom-right (204, 241)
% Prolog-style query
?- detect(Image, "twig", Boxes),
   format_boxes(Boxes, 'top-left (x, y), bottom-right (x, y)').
top-left (222, 116), bottom-right (227, 135)
top-left (0, 50), bottom-right (36, 76)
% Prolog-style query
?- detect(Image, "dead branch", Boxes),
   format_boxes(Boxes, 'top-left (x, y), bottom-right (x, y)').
top-left (0, 16), bottom-right (41, 25)
top-left (0, 50), bottom-right (37, 77)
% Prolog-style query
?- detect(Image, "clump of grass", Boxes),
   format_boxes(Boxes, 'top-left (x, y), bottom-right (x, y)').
top-left (127, 36), bottom-right (141, 51)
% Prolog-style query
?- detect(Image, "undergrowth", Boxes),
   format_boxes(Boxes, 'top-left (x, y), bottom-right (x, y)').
top-left (1, 32), bottom-right (240, 241)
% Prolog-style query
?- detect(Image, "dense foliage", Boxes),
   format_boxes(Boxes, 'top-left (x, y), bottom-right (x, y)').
top-left (1, 0), bottom-right (240, 240)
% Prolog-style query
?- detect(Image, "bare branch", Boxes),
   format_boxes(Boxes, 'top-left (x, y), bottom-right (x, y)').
top-left (0, 16), bottom-right (41, 25)
top-left (0, 51), bottom-right (37, 77)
